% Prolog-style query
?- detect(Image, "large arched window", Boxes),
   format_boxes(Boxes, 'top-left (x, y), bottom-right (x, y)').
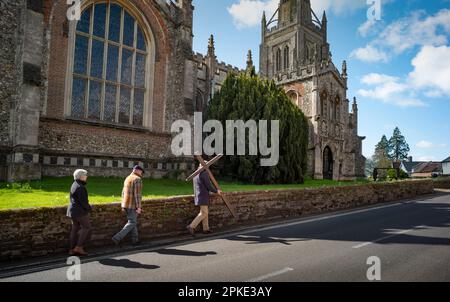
top-left (68, 2), bottom-right (149, 127)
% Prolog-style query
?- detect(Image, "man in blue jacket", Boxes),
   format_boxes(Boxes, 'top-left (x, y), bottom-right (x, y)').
top-left (187, 169), bottom-right (222, 236)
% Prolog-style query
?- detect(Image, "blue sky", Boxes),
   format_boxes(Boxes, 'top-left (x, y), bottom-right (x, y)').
top-left (191, 0), bottom-right (450, 161)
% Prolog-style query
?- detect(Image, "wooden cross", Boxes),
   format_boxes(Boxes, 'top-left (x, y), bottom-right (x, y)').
top-left (186, 154), bottom-right (237, 219)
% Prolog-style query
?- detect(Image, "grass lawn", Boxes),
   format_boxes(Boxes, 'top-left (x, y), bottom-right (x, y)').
top-left (0, 177), bottom-right (370, 210)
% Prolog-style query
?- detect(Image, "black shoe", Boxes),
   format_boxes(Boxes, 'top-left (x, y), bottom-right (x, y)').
top-left (131, 241), bottom-right (141, 247)
top-left (203, 230), bottom-right (213, 235)
top-left (186, 225), bottom-right (195, 237)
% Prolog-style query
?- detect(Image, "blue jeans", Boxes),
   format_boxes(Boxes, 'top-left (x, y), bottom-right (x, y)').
top-left (112, 209), bottom-right (139, 243)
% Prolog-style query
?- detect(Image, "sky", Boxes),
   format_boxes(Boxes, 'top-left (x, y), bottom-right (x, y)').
top-left (191, 0), bottom-right (450, 161)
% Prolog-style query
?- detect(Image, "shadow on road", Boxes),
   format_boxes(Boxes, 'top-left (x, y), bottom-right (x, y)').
top-left (154, 248), bottom-right (217, 256)
top-left (99, 259), bottom-right (160, 270)
top-left (224, 200), bottom-right (450, 247)
top-left (227, 235), bottom-right (309, 245)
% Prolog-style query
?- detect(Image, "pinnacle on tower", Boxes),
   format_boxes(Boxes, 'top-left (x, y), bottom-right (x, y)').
top-left (342, 60), bottom-right (348, 78)
top-left (207, 34), bottom-right (215, 57)
top-left (322, 10), bottom-right (327, 23)
top-left (246, 50), bottom-right (254, 69)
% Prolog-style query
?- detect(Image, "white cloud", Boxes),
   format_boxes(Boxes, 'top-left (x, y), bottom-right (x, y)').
top-left (350, 45), bottom-right (389, 63)
top-left (357, 73), bottom-right (426, 107)
top-left (227, 0), bottom-right (278, 29)
top-left (408, 45), bottom-right (450, 97)
top-left (416, 140), bottom-right (447, 149)
top-left (361, 73), bottom-right (399, 85)
top-left (310, 0), bottom-right (367, 16)
top-left (358, 19), bottom-right (376, 37)
top-left (352, 9), bottom-right (450, 62)
top-left (227, 0), bottom-right (367, 29)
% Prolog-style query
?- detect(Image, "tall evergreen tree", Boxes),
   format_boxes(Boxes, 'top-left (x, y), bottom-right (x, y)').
top-left (388, 127), bottom-right (410, 161)
top-left (206, 72), bottom-right (309, 184)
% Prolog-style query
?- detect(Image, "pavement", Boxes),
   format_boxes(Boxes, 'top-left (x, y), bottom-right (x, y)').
top-left (1, 192), bottom-right (450, 282)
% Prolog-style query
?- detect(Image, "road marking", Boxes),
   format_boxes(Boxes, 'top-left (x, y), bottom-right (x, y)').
top-left (352, 225), bottom-right (427, 249)
top-left (247, 267), bottom-right (294, 282)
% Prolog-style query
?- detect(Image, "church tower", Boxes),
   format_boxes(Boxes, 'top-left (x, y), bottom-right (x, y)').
top-left (259, 0), bottom-right (366, 180)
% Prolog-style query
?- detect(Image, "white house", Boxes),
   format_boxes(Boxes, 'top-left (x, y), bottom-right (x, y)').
top-left (443, 157), bottom-right (450, 176)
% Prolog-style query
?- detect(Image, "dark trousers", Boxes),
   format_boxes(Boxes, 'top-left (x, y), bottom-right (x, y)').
top-left (70, 215), bottom-right (92, 249)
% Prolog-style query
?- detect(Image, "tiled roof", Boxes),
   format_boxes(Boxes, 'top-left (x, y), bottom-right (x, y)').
top-left (412, 162), bottom-right (443, 173)
top-left (402, 161), bottom-right (423, 173)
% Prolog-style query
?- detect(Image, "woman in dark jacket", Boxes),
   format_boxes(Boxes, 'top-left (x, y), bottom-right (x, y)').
top-left (67, 169), bottom-right (92, 256)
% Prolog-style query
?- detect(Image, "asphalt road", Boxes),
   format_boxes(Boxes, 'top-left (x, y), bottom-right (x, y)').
top-left (2, 193), bottom-right (450, 282)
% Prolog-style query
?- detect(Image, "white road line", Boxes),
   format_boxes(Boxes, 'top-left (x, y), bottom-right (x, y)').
top-left (247, 267), bottom-right (294, 282)
top-left (352, 225), bottom-right (427, 249)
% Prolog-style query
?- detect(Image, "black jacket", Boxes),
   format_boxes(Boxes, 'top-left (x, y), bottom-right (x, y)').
top-left (67, 180), bottom-right (92, 218)
top-left (193, 170), bottom-right (218, 206)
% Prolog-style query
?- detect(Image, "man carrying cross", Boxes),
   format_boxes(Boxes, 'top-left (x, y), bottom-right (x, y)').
top-left (187, 166), bottom-right (222, 236)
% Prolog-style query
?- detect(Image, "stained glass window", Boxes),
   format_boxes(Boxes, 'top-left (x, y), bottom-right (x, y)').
top-left (71, 2), bottom-right (148, 126)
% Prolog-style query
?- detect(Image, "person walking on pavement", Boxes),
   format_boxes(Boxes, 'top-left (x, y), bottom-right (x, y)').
top-left (187, 167), bottom-right (222, 237)
top-left (112, 165), bottom-right (144, 246)
top-left (67, 169), bottom-right (92, 256)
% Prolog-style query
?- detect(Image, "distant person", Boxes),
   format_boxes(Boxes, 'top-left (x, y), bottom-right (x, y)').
top-left (112, 165), bottom-right (144, 246)
top-left (187, 167), bottom-right (222, 236)
top-left (67, 169), bottom-right (92, 257)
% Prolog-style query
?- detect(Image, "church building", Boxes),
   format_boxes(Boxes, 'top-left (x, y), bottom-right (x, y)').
top-left (0, 0), bottom-right (364, 182)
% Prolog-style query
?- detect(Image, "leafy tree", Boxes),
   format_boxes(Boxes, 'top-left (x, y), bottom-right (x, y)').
top-left (388, 127), bottom-right (410, 161)
top-left (206, 72), bottom-right (309, 184)
top-left (373, 135), bottom-right (391, 168)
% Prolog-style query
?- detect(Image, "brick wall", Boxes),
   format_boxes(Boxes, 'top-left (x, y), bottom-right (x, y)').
top-left (434, 178), bottom-right (450, 189)
top-left (0, 180), bottom-right (435, 262)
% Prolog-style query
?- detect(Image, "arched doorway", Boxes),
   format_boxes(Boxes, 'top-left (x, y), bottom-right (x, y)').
top-left (323, 146), bottom-right (333, 180)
